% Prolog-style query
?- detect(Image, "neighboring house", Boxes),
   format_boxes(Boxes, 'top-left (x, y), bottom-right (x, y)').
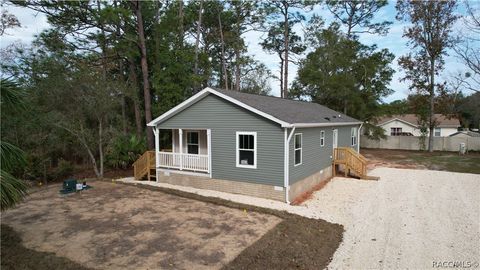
top-left (377, 114), bottom-right (460, 137)
top-left (145, 87), bottom-right (362, 203)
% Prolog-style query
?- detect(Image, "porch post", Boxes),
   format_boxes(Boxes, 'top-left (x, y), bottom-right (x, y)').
top-left (154, 127), bottom-right (160, 182)
top-left (207, 129), bottom-right (212, 178)
top-left (179, 129), bottom-right (183, 170)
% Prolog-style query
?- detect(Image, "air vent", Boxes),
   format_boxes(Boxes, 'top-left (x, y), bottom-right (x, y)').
top-left (324, 117), bottom-right (330, 121)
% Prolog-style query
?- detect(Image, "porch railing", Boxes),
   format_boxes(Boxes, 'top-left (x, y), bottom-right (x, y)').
top-left (157, 151), bottom-right (209, 173)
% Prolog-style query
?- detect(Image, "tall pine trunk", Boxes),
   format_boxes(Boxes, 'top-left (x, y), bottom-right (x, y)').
top-left (283, 2), bottom-right (289, 99)
top-left (428, 58), bottom-right (435, 152)
top-left (193, 0), bottom-right (204, 93)
top-left (218, 13), bottom-right (228, 90)
top-left (235, 48), bottom-right (241, 91)
top-left (98, 117), bottom-right (104, 177)
top-left (132, 0), bottom-right (154, 149)
top-left (128, 57), bottom-right (144, 139)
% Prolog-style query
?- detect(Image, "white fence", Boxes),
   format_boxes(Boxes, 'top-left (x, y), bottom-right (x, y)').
top-left (361, 136), bottom-right (480, 152)
top-left (157, 152), bottom-right (209, 172)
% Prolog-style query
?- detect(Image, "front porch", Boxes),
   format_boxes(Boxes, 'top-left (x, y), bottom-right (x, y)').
top-left (155, 128), bottom-right (211, 176)
top-left (133, 128), bottom-right (211, 180)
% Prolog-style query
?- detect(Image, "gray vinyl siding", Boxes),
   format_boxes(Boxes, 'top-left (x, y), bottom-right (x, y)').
top-left (158, 94), bottom-right (284, 186)
top-left (289, 125), bottom-right (359, 184)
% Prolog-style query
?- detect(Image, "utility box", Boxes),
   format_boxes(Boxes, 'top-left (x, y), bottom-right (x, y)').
top-left (459, 143), bottom-right (466, 155)
top-left (63, 179), bottom-right (77, 193)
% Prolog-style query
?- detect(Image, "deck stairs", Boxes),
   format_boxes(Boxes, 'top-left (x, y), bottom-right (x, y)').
top-left (333, 147), bottom-right (379, 181)
top-left (133, 151), bottom-right (156, 180)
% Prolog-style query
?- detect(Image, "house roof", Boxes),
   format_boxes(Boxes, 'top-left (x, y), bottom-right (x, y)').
top-left (449, 131), bottom-right (480, 137)
top-left (148, 87), bottom-right (361, 128)
top-left (377, 114), bottom-right (461, 128)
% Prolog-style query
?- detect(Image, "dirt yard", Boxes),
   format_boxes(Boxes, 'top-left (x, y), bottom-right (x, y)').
top-left (1, 181), bottom-right (281, 269)
top-left (304, 167), bottom-right (480, 269)
top-left (362, 148), bottom-right (480, 174)
top-left (1, 180), bottom-right (344, 270)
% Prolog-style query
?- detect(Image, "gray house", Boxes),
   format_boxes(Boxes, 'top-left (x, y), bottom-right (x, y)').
top-left (146, 87), bottom-right (362, 203)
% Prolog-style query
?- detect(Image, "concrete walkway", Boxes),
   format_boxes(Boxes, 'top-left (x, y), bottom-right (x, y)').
top-left (118, 167), bottom-right (480, 269)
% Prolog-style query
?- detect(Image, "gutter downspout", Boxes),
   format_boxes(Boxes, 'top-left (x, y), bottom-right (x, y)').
top-left (357, 122), bottom-right (364, 152)
top-left (284, 126), bottom-right (296, 204)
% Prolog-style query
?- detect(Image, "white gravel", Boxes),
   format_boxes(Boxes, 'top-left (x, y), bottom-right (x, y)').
top-left (320, 168), bottom-right (480, 269)
top-left (118, 167), bottom-right (480, 269)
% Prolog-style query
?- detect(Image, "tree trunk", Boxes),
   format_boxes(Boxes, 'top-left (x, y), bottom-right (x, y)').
top-left (132, 0), bottom-right (154, 149)
top-left (235, 13), bottom-right (241, 92)
top-left (218, 13), bottom-right (228, 90)
top-left (128, 57), bottom-right (143, 138)
top-left (98, 118), bottom-right (104, 177)
top-left (178, 0), bottom-right (184, 45)
top-left (193, 0), bottom-right (204, 93)
top-left (235, 47), bottom-right (241, 91)
top-left (428, 58), bottom-right (435, 152)
top-left (283, 1), bottom-right (289, 99)
top-left (279, 54), bottom-right (284, 98)
top-left (118, 58), bottom-right (128, 135)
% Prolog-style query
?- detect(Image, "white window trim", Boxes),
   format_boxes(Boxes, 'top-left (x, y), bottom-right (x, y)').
top-left (434, 128), bottom-right (441, 137)
top-left (294, 133), bottom-right (302, 166)
top-left (236, 131), bottom-right (257, 169)
top-left (186, 131), bottom-right (199, 154)
top-left (351, 127), bottom-right (357, 146)
top-left (320, 130), bottom-right (325, 147)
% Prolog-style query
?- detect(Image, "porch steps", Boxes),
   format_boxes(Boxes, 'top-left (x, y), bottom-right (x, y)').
top-left (133, 151), bottom-right (156, 180)
top-left (333, 147), bottom-right (379, 181)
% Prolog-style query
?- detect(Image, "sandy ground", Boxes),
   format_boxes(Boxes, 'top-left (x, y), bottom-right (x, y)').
top-left (306, 168), bottom-right (480, 269)
top-left (119, 167), bottom-right (480, 269)
top-left (1, 181), bottom-right (281, 270)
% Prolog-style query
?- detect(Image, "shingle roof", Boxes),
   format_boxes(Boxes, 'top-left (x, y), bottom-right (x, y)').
top-left (377, 114), bottom-right (460, 127)
top-left (212, 88), bottom-right (360, 124)
top-left (449, 131), bottom-right (480, 137)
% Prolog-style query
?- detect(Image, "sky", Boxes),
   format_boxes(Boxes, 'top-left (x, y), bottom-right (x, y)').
top-left (1, 1), bottom-right (478, 103)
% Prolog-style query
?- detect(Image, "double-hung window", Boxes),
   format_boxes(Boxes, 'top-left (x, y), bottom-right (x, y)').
top-left (434, 128), bottom-right (441, 137)
top-left (351, 127), bottom-right (357, 146)
top-left (186, 131), bottom-right (199, 154)
top-left (294, 133), bottom-right (302, 166)
top-left (391, 127), bottom-right (402, 136)
top-left (320, 130), bottom-right (325, 147)
top-left (236, 132), bottom-right (256, 168)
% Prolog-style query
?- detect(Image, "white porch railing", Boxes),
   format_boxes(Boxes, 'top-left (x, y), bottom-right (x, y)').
top-left (157, 152), bottom-right (209, 173)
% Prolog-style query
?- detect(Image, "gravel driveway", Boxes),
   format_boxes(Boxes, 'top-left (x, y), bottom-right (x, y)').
top-left (304, 167), bottom-right (480, 269)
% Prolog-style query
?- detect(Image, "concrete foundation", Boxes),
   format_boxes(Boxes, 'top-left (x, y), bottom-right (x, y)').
top-left (288, 166), bottom-right (333, 202)
top-left (156, 170), bottom-right (285, 202)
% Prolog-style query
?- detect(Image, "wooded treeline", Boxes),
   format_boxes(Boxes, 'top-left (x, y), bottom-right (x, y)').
top-left (1, 0), bottom-right (479, 185)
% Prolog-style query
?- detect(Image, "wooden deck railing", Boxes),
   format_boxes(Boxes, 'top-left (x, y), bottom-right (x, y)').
top-left (133, 151), bottom-right (155, 180)
top-left (333, 147), bottom-right (377, 180)
top-left (133, 150), bottom-right (210, 180)
top-left (158, 152), bottom-right (209, 172)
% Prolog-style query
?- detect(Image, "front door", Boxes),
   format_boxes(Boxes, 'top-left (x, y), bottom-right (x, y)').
top-left (332, 129), bottom-right (338, 151)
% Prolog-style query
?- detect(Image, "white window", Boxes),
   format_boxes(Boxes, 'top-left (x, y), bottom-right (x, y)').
top-left (434, 128), bottom-right (441, 137)
top-left (320, 130), bottom-right (325, 147)
top-left (391, 127), bottom-right (402, 136)
top-left (351, 127), bottom-right (357, 146)
top-left (186, 131), bottom-right (199, 154)
top-left (236, 132), bottom-right (257, 168)
top-left (294, 133), bottom-right (302, 166)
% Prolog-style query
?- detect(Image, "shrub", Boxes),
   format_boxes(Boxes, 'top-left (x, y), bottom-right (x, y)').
top-left (106, 135), bottom-right (146, 169)
top-left (53, 159), bottom-right (74, 180)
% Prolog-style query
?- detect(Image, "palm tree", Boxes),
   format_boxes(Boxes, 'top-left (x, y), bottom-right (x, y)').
top-left (1, 78), bottom-right (28, 210)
